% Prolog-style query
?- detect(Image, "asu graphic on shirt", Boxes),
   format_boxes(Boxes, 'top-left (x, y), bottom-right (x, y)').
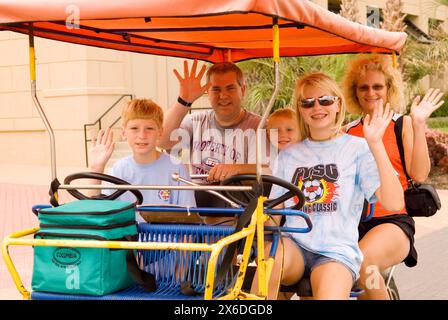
top-left (292, 164), bottom-right (340, 215)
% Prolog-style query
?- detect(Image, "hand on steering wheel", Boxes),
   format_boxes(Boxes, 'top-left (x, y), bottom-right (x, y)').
top-left (220, 174), bottom-right (305, 210)
top-left (64, 172), bottom-right (143, 205)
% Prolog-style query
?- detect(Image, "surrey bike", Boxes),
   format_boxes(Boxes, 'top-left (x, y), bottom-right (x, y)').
top-left (0, 0), bottom-right (407, 300)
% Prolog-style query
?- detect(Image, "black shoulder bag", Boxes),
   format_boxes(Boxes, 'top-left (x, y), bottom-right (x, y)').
top-left (395, 116), bottom-right (442, 217)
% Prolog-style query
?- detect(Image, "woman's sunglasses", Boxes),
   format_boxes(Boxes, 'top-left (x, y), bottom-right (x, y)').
top-left (300, 95), bottom-right (339, 109)
top-left (357, 84), bottom-right (386, 92)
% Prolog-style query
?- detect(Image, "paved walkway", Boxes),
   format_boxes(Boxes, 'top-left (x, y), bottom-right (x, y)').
top-left (0, 164), bottom-right (446, 300)
top-left (0, 164), bottom-right (83, 300)
top-left (0, 183), bottom-right (76, 299)
top-left (395, 227), bottom-right (448, 299)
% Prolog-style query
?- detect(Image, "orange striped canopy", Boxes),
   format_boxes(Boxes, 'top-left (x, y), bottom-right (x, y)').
top-left (0, 0), bottom-right (407, 62)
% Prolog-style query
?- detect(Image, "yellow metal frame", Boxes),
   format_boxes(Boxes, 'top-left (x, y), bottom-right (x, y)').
top-left (1, 21), bottom-right (282, 301)
top-left (1, 196), bottom-right (275, 300)
top-left (2, 195), bottom-right (282, 300)
top-left (1, 216), bottom-right (262, 300)
top-left (392, 51), bottom-right (397, 68)
top-left (273, 22), bottom-right (280, 63)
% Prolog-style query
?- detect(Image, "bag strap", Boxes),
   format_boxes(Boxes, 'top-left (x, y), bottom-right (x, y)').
top-left (125, 235), bottom-right (157, 292)
top-left (49, 178), bottom-right (61, 207)
top-left (125, 250), bottom-right (157, 292)
top-left (393, 114), bottom-right (412, 182)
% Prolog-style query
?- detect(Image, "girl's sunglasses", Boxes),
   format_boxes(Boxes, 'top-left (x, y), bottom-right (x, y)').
top-left (300, 95), bottom-right (338, 109)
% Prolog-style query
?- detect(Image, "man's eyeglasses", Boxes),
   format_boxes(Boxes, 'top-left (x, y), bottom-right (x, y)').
top-left (357, 84), bottom-right (386, 92)
top-left (299, 95), bottom-right (339, 109)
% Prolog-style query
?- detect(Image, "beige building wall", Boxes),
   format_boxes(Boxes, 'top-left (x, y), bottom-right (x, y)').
top-left (0, 30), bottom-right (203, 168)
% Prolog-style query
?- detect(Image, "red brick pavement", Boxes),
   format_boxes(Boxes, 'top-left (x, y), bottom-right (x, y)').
top-left (0, 183), bottom-right (73, 299)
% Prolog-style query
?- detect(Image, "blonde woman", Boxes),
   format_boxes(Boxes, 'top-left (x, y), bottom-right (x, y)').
top-left (252, 72), bottom-right (404, 299)
top-left (343, 55), bottom-right (444, 300)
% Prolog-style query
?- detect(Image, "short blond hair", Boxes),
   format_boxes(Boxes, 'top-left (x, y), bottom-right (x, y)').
top-left (121, 99), bottom-right (164, 128)
top-left (343, 55), bottom-right (405, 115)
top-left (294, 72), bottom-right (346, 139)
top-left (267, 108), bottom-right (298, 129)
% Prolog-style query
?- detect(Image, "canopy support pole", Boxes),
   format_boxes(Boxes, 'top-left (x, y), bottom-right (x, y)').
top-left (29, 24), bottom-right (57, 180)
top-left (256, 19), bottom-right (280, 183)
top-left (392, 51), bottom-right (397, 69)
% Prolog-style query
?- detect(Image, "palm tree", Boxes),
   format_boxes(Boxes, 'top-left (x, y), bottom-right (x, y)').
top-left (400, 22), bottom-right (448, 104)
top-left (239, 1), bottom-right (448, 115)
top-left (381, 0), bottom-right (407, 32)
top-left (378, 0), bottom-right (445, 107)
top-left (239, 55), bottom-right (354, 115)
top-left (340, 0), bottom-right (360, 23)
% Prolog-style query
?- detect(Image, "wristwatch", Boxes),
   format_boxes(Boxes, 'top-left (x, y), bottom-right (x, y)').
top-left (177, 96), bottom-right (193, 107)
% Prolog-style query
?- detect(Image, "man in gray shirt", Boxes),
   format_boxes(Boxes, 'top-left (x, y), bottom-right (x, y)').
top-left (160, 60), bottom-right (268, 208)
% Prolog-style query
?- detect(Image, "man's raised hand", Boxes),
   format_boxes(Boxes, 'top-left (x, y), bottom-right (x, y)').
top-left (173, 60), bottom-right (210, 104)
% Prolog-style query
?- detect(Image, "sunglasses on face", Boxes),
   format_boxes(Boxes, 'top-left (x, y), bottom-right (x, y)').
top-left (357, 84), bottom-right (386, 92)
top-left (299, 95), bottom-right (339, 109)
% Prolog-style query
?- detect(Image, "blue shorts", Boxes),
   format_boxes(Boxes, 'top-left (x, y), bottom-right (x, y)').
top-left (287, 235), bottom-right (357, 283)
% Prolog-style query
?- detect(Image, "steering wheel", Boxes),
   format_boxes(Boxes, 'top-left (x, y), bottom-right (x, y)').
top-left (64, 172), bottom-right (144, 205)
top-left (221, 174), bottom-right (305, 210)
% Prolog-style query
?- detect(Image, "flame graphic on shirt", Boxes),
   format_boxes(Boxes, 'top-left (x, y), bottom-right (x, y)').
top-left (317, 180), bottom-right (339, 203)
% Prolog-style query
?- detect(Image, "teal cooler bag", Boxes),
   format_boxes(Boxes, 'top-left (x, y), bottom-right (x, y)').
top-left (32, 200), bottom-right (138, 296)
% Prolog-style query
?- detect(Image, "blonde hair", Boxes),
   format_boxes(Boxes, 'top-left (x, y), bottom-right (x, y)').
top-left (294, 72), bottom-right (346, 139)
top-left (343, 55), bottom-right (405, 115)
top-left (267, 108), bottom-right (298, 129)
top-left (121, 99), bottom-right (164, 128)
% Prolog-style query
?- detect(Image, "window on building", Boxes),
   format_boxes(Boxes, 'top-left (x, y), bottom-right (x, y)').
top-left (406, 15), bottom-right (433, 44)
top-left (328, 0), bottom-right (341, 14)
top-left (366, 6), bottom-right (381, 29)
